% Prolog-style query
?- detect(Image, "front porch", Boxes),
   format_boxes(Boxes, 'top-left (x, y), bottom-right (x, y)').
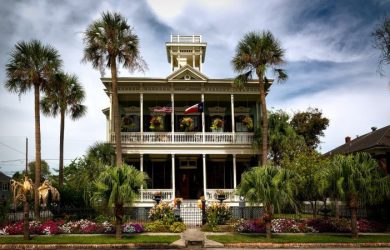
top-left (125, 154), bottom-right (258, 206)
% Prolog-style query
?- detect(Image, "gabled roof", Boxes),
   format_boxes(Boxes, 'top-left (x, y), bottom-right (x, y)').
top-left (166, 65), bottom-right (208, 82)
top-left (325, 125), bottom-right (390, 156)
top-left (0, 171), bottom-right (11, 181)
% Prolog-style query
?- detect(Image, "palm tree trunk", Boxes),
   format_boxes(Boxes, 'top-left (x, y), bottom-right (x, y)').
top-left (349, 196), bottom-right (358, 239)
top-left (33, 83), bottom-right (41, 220)
top-left (23, 198), bottom-right (30, 240)
top-left (59, 109), bottom-right (65, 188)
top-left (264, 204), bottom-right (272, 239)
top-left (258, 74), bottom-right (268, 165)
top-left (110, 56), bottom-right (123, 166)
top-left (115, 204), bottom-right (123, 239)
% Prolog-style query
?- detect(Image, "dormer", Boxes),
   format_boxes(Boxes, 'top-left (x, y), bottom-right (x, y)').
top-left (166, 35), bottom-right (207, 73)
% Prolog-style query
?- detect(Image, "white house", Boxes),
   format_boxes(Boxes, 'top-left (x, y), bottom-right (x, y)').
top-left (102, 35), bottom-right (263, 206)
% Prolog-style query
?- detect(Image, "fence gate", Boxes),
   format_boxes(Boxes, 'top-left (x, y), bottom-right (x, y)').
top-left (180, 202), bottom-right (202, 227)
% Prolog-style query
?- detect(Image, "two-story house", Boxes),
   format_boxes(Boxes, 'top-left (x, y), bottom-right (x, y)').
top-left (102, 35), bottom-right (263, 206)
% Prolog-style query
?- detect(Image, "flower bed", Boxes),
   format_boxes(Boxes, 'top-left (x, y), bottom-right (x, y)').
top-left (233, 218), bottom-right (387, 233)
top-left (0, 219), bottom-right (144, 235)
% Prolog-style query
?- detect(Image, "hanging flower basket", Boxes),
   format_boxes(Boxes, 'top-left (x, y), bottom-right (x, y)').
top-left (180, 117), bottom-right (194, 132)
top-left (242, 115), bottom-right (253, 129)
top-left (149, 116), bottom-right (164, 131)
top-left (210, 118), bottom-right (224, 132)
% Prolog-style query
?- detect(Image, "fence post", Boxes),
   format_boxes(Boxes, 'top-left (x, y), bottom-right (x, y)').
top-left (201, 200), bottom-right (206, 225)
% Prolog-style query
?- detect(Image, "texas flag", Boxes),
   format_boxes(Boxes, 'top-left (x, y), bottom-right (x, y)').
top-left (184, 102), bottom-right (204, 114)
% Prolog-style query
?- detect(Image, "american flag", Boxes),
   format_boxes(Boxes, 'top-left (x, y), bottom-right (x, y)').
top-left (153, 105), bottom-right (172, 113)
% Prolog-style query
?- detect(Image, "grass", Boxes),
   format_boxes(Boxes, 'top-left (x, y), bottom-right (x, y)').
top-left (0, 235), bottom-right (180, 244)
top-left (208, 234), bottom-right (390, 244)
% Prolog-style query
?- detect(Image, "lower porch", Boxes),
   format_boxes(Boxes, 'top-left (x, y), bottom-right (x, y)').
top-left (124, 154), bottom-right (258, 205)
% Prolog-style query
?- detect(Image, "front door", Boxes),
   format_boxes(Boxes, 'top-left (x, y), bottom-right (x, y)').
top-left (177, 157), bottom-right (202, 199)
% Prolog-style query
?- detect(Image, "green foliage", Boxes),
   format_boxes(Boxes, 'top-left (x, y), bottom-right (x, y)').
top-left (267, 110), bottom-right (306, 165)
top-left (87, 142), bottom-right (115, 166)
top-left (322, 153), bottom-right (390, 207)
top-left (290, 107), bottom-right (329, 150)
top-left (372, 14), bottom-right (390, 74)
top-left (169, 222), bottom-right (186, 233)
top-left (206, 202), bottom-right (232, 227)
top-left (28, 160), bottom-right (51, 182)
top-left (92, 164), bottom-right (147, 209)
top-left (237, 164), bottom-right (298, 214)
top-left (148, 202), bottom-right (175, 225)
top-left (143, 220), bottom-right (168, 232)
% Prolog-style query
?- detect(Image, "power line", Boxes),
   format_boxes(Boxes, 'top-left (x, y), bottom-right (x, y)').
top-left (0, 141), bottom-right (26, 155)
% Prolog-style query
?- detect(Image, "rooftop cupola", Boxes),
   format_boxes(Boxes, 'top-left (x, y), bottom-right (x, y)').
top-left (166, 35), bottom-right (207, 72)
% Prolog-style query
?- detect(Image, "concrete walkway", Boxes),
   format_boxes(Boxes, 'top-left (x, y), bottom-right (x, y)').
top-left (171, 228), bottom-right (223, 248)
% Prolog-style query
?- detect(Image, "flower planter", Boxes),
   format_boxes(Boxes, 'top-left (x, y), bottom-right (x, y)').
top-left (217, 194), bottom-right (226, 203)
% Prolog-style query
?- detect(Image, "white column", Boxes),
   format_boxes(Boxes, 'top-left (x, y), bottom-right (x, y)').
top-left (200, 54), bottom-right (203, 72)
top-left (203, 154), bottom-right (207, 200)
top-left (172, 154), bottom-right (175, 199)
top-left (140, 93), bottom-right (143, 143)
top-left (140, 154), bottom-right (144, 202)
top-left (192, 52), bottom-right (195, 68)
top-left (231, 94), bottom-right (235, 143)
top-left (171, 93), bottom-right (174, 143)
top-left (170, 53), bottom-right (173, 72)
top-left (233, 154), bottom-right (237, 188)
top-left (202, 93), bottom-right (205, 143)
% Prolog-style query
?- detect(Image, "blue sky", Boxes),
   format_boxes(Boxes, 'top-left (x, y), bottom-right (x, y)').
top-left (0, 0), bottom-right (389, 176)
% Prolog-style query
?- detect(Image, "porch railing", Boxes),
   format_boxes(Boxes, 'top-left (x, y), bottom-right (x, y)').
top-left (113, 132), bottom-right (254, 144)
top-left (206, 189), bottom-right (237, 202)
top-left (141, 189), bottom-right (174, 202)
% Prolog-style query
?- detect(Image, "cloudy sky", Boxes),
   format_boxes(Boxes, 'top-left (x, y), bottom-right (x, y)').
top-left (0, 0), bottom-right (389, 176)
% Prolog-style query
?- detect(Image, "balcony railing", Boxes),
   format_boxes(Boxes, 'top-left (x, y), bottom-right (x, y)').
top-left (171, 35), bottom-right (202, 43)
top-left (112, 132), bottom-right (254, 144)
top-left (206, 189), bottom-right (237, 202)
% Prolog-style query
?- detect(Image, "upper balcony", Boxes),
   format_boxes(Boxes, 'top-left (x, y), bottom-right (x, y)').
top-left (170, 35), bottom-right (202, 43)
top-left (112, 132), bottom-right (254, 145)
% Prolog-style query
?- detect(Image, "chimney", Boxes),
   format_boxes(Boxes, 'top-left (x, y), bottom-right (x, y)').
top-left (345, 136), bottom-right (351, 143)
top-left (371, 127), bottom-right (377, 132)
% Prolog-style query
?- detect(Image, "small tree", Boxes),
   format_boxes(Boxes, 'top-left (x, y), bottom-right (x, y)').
top-left (323, 153), bottom-right (390, 238)
top-left (237, 165), bottom-right (297, 238)
top-left (92, 164), bottom-right (147, 239)
top-left (372, 15), bottom-right (390, 75)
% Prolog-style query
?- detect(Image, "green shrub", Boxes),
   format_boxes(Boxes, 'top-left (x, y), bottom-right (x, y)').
top-left (144, 220), bottom-right (169, 232)
top-left (206, 202), bottom-right (231, 227)
top-left (169, 222), bottom-right (186, 233)
top-left (148, 202), bottom-right (175, 225)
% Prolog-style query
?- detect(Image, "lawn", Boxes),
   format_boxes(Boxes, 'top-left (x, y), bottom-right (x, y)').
top-left (0, 235), bottom-right (180, 244)
top-left (208, 234), bottom-right (390, 244)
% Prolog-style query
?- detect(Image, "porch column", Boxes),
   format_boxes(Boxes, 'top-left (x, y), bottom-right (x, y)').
top-left (171, 92), bottom-right (174, 143)
top-left (233, 154), bottom-right (237, 189)
top-left (140, 154), bottom-right (144, 202)
top-left (231, 94), bottom-right (235, 142)
top-left (172, 154), bottom-right (175, 199)
top-left (203, 154), bottom-right (207, 200)
top-left (200, 54), bottom-right (203, 72)
top-left (140, 93), bottom-right (144, 143)
top-left (202, 93), bottom-right (205, 143)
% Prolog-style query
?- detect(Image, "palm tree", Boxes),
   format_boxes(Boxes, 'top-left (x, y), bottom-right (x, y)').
top-left (92, 164), bottom-right (147, 239)
top-left (232, 31), bottom-right (287, 165)
top-left (237, 164), bottom-right (297, 238)
top-left (82, 11), bottom-right (147, 166)
top-left (323, 153), bottom-right (390, 238)
top-left (86, 142), bottom-right (115, 166)
top-left (41, 72), bottom-right (87, 188)
top-left (5, 40), bottom-right (62, 219)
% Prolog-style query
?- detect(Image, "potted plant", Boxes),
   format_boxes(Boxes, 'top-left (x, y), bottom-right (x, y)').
top-left (180, 117), bottom-right (194, 132)
top-left (153, 191), bottom-right (162, 204)
top-left (210, 118), bottom-right (224, 132)
top-left (215, 189), bottom-right (226, 203)
top-left (149, 116), bottom-right (164, 131)
top-left (242, 115), bottom-right (253, 130)
top-left (173, 197), bottom-right (183, 208)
